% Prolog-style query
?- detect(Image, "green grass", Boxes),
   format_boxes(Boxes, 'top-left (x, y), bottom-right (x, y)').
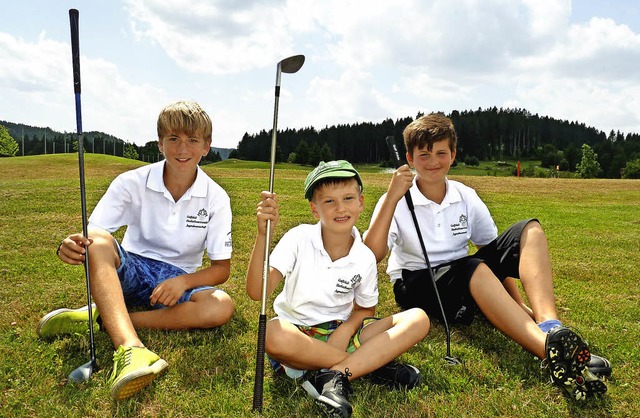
top-left (1, 154), bottom-right (639, 417)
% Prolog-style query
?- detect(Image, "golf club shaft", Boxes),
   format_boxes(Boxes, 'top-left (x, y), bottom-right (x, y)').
top-left (384, 136), bottom-right (458, 363)
top-left (252, 62), bottom-right (282, 413)
top-left (70, 8), bottom-right (97, 370)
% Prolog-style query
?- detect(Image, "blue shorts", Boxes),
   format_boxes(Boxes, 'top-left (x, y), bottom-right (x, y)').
top-left (114, 240), bottom-right (214, 309)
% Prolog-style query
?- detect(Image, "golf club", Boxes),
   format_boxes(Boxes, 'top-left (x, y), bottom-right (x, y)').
top-left (385, 136), bottom-right (461, 366)
top-left (252, 54), bottom-right (305, 412)
top-left (67, 8), bottom-right (98, 383)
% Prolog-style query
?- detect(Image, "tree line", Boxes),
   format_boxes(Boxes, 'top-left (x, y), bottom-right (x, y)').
top-left (231, 107), bottom-right (640, 179)
top-left (0, 121), bottom-right (223, 165)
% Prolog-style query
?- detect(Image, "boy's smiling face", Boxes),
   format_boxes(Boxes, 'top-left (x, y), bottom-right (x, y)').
top-left (407, 138), bottom-right (456, 184)
top-left (158, 132), bottom-right (211, 174)
top-left (309, 178), bottom-right (364, 232)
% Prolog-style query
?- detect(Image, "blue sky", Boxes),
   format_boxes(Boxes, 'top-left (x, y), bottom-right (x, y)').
top-left (1, 0), bottom-right (639, 149)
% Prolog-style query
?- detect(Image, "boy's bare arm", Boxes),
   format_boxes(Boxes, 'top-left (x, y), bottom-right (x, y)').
top-left (246, 191), bottom-right (283, 301)
top-left (327, 303), bottom-right (376, 351)
top-left (363, 165), bottom-right (414, 262)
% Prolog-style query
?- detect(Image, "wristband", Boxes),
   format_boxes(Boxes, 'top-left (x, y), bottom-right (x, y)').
top-left (56, 241), bottom-right (63, 256)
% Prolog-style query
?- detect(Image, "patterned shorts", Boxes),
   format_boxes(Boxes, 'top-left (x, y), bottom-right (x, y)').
top-left (269, 317), bottom-right (378, 377)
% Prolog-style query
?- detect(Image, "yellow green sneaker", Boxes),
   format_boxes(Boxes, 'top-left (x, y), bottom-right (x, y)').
top-left (37, 304), bottom-right (99, 339)
top-left (109, 346), bottom-right (168, 400)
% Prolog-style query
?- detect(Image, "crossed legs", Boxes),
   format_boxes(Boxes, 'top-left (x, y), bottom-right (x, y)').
top-left (265, 308), bottom-right (429, 380)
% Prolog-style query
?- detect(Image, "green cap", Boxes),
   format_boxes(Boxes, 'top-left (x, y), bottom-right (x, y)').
top-left (304, 160), bottom-right (363, 200)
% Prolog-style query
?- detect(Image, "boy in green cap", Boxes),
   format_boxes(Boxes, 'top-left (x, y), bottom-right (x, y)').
top-left (246, 160), bottom-right (429, 418)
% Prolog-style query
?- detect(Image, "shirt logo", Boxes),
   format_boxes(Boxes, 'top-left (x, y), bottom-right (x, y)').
top-left (450, 214), bottom-right (468, 236)
top-left (186, 208), bottom-right (208, 229)
top-left (334, 274), bottom-right (362, 294)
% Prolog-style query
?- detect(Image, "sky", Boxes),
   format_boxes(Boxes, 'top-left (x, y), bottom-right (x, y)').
top-left (1, 0), bottom-right (639, 150)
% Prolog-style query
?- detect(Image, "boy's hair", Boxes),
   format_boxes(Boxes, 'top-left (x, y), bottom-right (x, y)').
top-left (157, 100), bottom-right (213, 141)
top-left (403, 113), bottom-right (457, 154)
top-left (304, 160), bottom-right (363, 201)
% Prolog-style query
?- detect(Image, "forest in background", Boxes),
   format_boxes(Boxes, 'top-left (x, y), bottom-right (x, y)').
top-left (3, 107), bottom-right (640, 178)
top-left (233, 107), bottom-right (640, 179)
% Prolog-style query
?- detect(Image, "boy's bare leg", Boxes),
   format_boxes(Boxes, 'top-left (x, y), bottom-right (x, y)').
top-left (331, 308), bottom-right (429, 379)
top-left (267, 310), bottom-right (429, 380)
top-left (266, 319), bottom-right (352, 370)
top-left (469, 263), bottom-right (547, 358)
top-left (130, 290), bottom-right (234, 329)
top-left (503, 278), bottom-right (534, 319)
top-left (87, 229), bottom-right (143, 348)
top-left (517, 221), bottom-right (559, 323)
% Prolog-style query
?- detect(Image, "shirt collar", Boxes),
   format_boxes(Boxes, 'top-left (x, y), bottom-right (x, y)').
top-left (146, 161), bottom-right (208, 200)
top-left (408, 177), bottom-right (461, 208)
top-left (310, 222), bottom-right (361, 261)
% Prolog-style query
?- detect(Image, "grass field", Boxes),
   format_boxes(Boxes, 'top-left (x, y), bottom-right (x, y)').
top-left (1, 154), bottom-right (639, 418)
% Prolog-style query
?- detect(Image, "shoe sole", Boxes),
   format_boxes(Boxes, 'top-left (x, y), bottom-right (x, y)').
top-left (301, 380), bottom-right (352, 418)
top-left (547, 328), bottom-right (607, 400)
top-left (111, 359), bottom-right (168, 400)
top-left (37, 304), bottom-right (96, 339)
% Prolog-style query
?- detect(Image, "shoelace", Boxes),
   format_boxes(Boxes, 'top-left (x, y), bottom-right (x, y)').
top-left (341, 368), bottom-right (353, 394)
top-left (109, 347), bottom-right (133, 382)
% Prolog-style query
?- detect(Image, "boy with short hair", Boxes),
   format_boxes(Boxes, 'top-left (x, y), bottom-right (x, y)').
top-left (38, 100), bottom-right (234, 399)
top-left (246, 160), bottom-right (429, 417)
top-left (363, 113), bottom-right (609, 401)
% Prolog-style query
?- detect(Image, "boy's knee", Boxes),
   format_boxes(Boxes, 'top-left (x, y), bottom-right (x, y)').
top-left (408, 308), bottom-right (430, 337)
top-left (202, 290), bottom-right (234, 327)
top-left (522, 220), bottom-right (545, 237)
top-left (265, 320), bottom-right (293, 358)
top-left (86, 228), bottom-right (118, 256)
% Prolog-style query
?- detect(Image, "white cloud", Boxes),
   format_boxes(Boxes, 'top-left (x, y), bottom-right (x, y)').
top-left (2, 0), bottom-right (640, 149)
top-left (124, 0), bottom-right (298, 74)
top-left (0, 31), bottom-right (167, 143)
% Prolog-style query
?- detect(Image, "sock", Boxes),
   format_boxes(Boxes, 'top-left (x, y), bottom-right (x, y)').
top-left (538, 319), bottom-right (562, 333)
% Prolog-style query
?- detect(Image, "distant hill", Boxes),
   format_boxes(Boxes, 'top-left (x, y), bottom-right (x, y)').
top-left (214, 148), bottom-right (234, 160)
top-left (0, 120), bottom-right (236, 159)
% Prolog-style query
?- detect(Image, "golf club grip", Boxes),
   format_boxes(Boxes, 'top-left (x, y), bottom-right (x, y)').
top-left (69, 9), bottom-right (81, 94)
top-left (385, 136), bottom-right (402, 168)
top-left (252, 314), bottom-right (267, 411)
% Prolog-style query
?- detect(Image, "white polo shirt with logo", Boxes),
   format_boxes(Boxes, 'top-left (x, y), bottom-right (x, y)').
top-left (88, 161), bottom-right (232, 273)
top-left (270, 222), bottom-right (379, 326)
top-left (371, 178), bottom-right (497, 283)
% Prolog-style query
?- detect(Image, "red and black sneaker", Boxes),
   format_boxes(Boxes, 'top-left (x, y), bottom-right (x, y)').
top-left (544, 326), bottom-right (607, 400)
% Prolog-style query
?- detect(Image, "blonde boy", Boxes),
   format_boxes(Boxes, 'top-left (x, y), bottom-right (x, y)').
top-left (38, 100), bottom-right (234, 399)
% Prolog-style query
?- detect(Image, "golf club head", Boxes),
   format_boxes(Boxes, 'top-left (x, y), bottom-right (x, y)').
top-left (68, 360), bottom-right (96, 384)
top-left (280, 54), bottom-right (305, 73)
top-left (445, 355), bottom-right (462, 366)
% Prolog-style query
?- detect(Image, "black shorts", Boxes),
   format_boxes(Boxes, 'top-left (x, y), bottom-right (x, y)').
top-left (394, 218), bottom-right (538, 324)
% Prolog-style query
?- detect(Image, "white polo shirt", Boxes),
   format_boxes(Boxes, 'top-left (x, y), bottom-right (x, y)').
top-left (270, 222), bottom-right (379, 326)
top-left (88, 161), bottom-right (232, 273)
top-left (371, 178), bottom-right (497, 282)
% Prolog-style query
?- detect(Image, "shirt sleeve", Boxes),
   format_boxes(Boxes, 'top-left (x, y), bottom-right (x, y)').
top-left (353, 249), bottom-right (379, 308)
top-left (88, 174), bottom-right (133, 233)
top-left (467, 189), bottom-right (498, 245)
top-left (205, 188), bottom-right (233, 260)
top-left (269, 227), bottom-right (298, 278)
